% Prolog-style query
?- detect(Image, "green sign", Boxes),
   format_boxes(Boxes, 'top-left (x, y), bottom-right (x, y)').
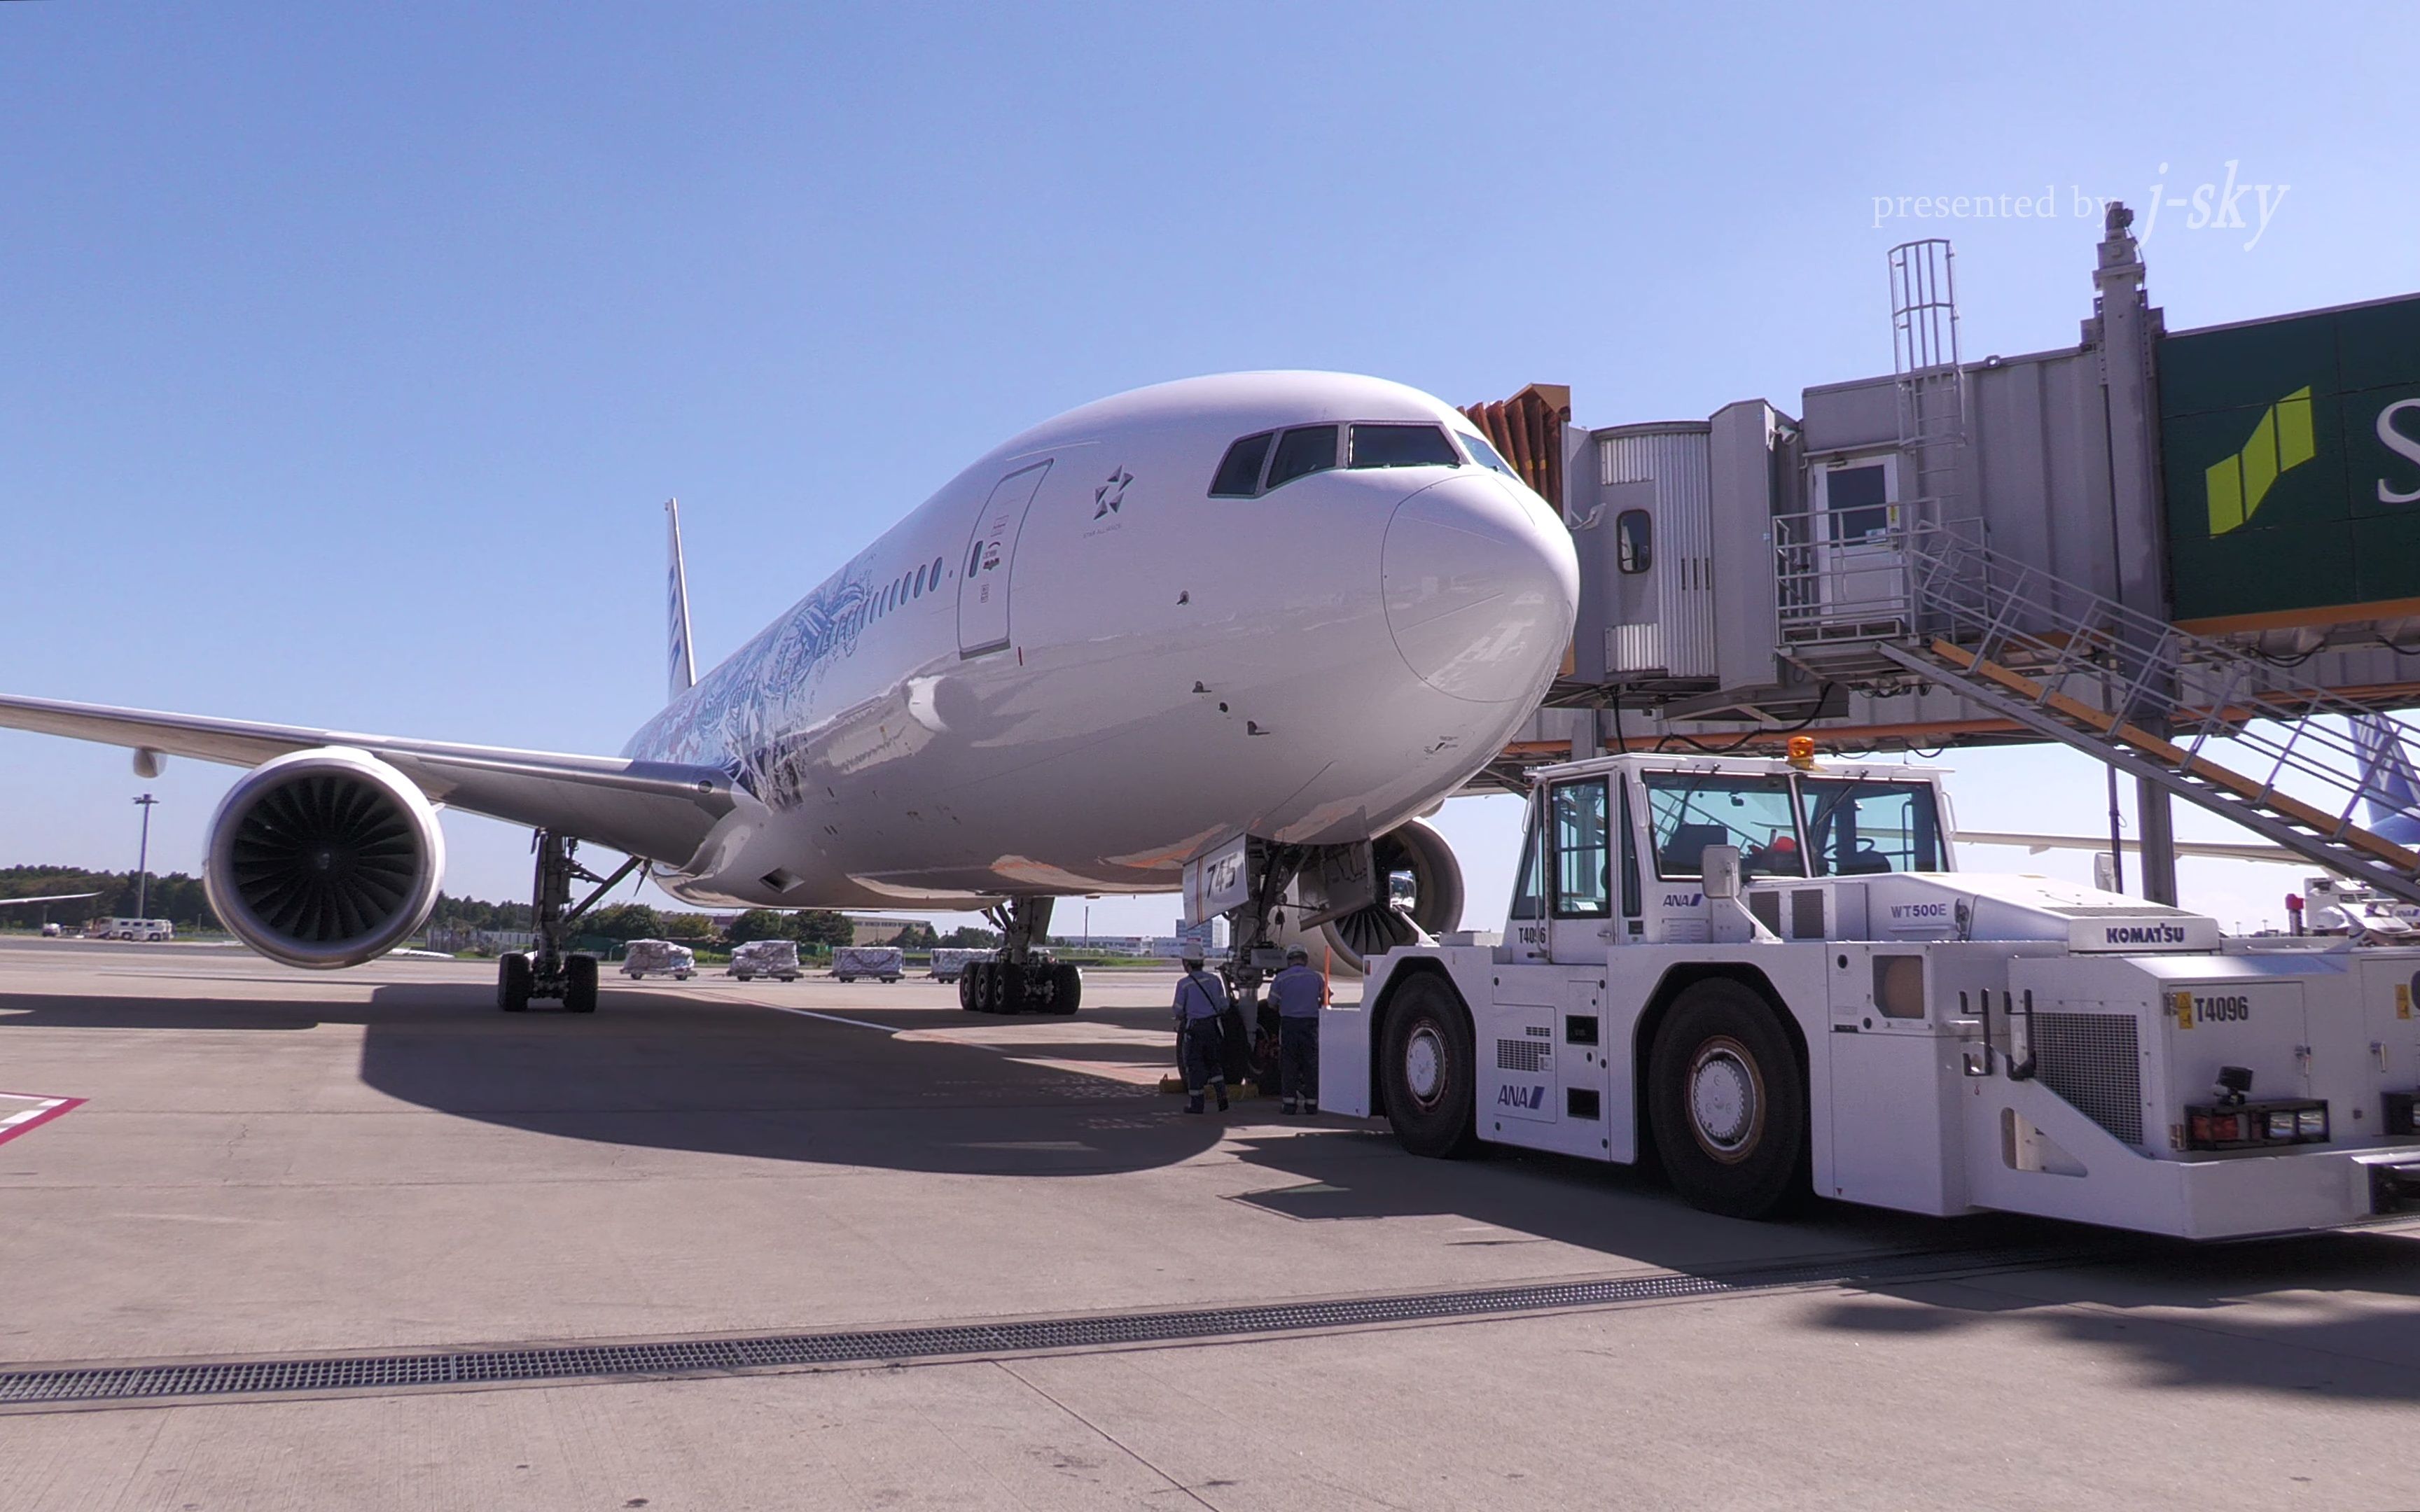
top-left (2160, 292), bottom-right (2420, 624)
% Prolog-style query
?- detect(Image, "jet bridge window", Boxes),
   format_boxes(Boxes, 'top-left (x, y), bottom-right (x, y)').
top-left (1550, 778), bottom-right (1611, 918)
top-left (1823, 462), bottom-right (1891, 544)
top-left (1644, 772), bottom-right (1806, 879)
top-left (1348, 424), bottom-right (1459, 469)
top-left (1264, 425), bottom-right (1340, 490)
top-left (1798, 778), bottom-right (1945, 876)
top-left (1616, 510), bottom-right (1651, 573)
top-left (1211, 432), bottom-right (1274, 497)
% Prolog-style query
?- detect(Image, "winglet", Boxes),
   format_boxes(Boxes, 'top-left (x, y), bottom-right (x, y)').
top-left (665, 498), bottom-right (696, 703)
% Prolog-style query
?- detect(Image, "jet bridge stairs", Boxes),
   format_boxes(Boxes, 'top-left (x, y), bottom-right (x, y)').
top-left (1773, 510), bottom-right (2420, 906)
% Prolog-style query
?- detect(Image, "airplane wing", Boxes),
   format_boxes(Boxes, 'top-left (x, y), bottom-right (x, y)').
top-left (1959, 830), bottom-right (2300, 864)
top-left (0, 692), bottom-right (738, 867)
top-left (0, 892), bottom-right (102, 906)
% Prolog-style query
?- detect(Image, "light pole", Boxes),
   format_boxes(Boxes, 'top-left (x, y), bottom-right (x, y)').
top-left (132, 794), bottom-right (158, 920)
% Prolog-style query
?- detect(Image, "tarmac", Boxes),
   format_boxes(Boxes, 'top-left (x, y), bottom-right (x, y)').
top-left (2, 936), bottom-right (2418, 1510)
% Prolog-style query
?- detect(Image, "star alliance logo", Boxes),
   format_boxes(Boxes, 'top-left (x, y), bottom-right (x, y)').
top-left (1093, 466), bottom-right (1132, 519)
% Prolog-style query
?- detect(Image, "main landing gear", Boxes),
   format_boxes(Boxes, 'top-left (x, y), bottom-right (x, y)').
top-left (496, 830), bottom-right (640, 1016)
top-left (959, 896), bottom-right (1082, 1016)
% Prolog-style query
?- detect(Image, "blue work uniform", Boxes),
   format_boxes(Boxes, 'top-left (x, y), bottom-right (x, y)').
top-left (1268, 963), bottom-right (1325, 1110)
top-left (1173, 969), bottom-right (1230, 1107)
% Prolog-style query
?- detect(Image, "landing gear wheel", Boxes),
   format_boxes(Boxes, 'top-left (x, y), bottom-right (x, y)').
top-left (1046, 962), bottom-right (1082, 1015)
top-left (1379, 972), bottom-right (1477, 1158)
top-left (1647, 979), bottom-right (1807, 1219)
top-left (958, 970), bottom-right (976, 1011)
top-left (497, 953), bottom-right (533, 1014)
top-left (970, 962), bottom-right (997, 1013)
top-left (564, 955), bottom-right (599, 1014)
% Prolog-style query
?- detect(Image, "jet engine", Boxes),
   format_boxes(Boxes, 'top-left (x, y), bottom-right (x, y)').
top-left (1279, 818), bottom-right (1466, 974)
top-left (203, 747), bottom-right (446, 969)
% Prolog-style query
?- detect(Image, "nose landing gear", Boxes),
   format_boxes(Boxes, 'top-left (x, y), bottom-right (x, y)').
top-left (958, 896), bottom-right (1082, 1015)
top-left (496, 830), bottom-right (640, 1016)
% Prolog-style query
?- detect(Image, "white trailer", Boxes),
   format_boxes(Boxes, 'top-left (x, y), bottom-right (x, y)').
top-left (1323, 751), bottom-right (2420, 1240)
top-left (833, 945), bottom-right (905, 983)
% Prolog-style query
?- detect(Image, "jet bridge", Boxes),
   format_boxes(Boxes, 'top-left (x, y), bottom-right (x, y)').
top-left (1468, 206), bottom-right (2420, 906)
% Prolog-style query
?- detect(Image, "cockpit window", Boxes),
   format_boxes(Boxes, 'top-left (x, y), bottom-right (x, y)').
top-left (1264, 425), bottom-right (1340, 490)
top-left (1456, 430), bottom-right (1518, 479)
top-left (1211, 432), bottom-right (1274, 497)
top-left (1349, 424), bottom-right (1460, 469)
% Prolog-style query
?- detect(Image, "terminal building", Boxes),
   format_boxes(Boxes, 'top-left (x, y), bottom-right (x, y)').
top-left (1461, 206), bottom-right (2420, 906)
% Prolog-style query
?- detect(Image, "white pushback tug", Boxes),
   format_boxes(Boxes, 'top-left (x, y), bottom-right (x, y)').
top-left (1323, 743), bottom-right (2420, 1239)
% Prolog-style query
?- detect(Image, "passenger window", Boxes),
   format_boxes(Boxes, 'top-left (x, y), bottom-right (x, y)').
top-left (1645, 773), bottom-right (1806, 879)
top-left (1211, 432), bottom-right (1274, 497)
top-left (1799, 779), bottom-right (1945, 875)
top-left (1349, 424), bottom-right (1459, 469)
top-left (1617, 509), bottom-right (1652, 574)
top-left (1550, 779), bottom-right (1611, 918)
top-left (1264, 426), bottom-right (1340, 490)
top-left (913, 565), bottom-right (925, 597)
top-left (931, 555), bottom-right (945, 588)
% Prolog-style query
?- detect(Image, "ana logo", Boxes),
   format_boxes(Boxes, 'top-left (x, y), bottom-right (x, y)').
top-left (1660, 892), bottom-right (1704, 908)
top-left (1496, 1084), bottom-right (1547, 1110)
top-left (2207, 387), bottom-right (2315, 536)
top-left (1093, 466), bottom-right (1133, 519)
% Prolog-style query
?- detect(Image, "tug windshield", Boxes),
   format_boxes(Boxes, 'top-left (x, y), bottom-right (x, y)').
top-left (1643, 772), bottom-right (1805, 878)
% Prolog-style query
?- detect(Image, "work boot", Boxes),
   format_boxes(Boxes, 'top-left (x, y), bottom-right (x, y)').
top-left (1281, 1100), bottom-right (1299, 1115)
top-left (1303, 1102), bottom-right (1318, 1114)
top-left (1215, 1084), bottom-right (1230, 1112)
top-left (1185, 1095), bottom-right (1204, 1114)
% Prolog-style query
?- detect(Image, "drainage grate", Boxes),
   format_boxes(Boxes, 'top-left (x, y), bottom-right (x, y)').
top-left (0, 1244), bottom-right (2105, 1409)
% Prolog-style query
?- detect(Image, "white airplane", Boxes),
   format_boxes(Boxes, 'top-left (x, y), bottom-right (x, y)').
top-left (0, 372), bottom-right (1579, 1012)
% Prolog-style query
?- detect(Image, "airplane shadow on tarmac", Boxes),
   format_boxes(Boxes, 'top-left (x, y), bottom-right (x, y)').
top-left (9, 975), bottom-right (2419, 1401)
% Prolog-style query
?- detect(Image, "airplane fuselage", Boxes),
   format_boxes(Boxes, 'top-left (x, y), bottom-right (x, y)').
top-left (625, 372), bottom-right (1579, 911)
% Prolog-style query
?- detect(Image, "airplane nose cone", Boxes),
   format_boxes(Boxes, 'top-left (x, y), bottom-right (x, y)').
top-left (1381, 473), bottom-right (1579, 703)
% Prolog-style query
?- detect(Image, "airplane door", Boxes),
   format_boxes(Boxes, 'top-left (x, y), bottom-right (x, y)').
top-left (958, 459), bottom-right (1052, 658)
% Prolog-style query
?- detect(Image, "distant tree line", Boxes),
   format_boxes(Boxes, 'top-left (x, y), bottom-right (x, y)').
top-left (2, 867), bottom-right (996, 952)
top-left (0, 865), bottom-right (217, 928)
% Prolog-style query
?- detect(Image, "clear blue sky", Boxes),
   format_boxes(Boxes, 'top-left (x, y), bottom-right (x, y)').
top-left (3, 3), bottom-right (2413, 936)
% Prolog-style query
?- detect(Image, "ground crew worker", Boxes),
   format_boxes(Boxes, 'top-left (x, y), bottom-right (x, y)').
top-left (1172, 955), bottom-right (1230, 1114)
top-left (1267, 946), bottom-right (1325, 1114)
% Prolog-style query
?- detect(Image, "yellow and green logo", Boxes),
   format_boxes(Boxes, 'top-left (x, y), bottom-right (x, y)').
top-left (2206, 386), bottom-right (2314, 536)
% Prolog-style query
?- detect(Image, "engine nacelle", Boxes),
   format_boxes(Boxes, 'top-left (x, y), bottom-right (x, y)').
top-left (1277, 818), bottom-right (1466, 975)
top-left (204, 747), bottom-right (446, 969)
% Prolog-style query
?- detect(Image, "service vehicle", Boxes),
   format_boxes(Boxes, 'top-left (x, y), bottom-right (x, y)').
top-left (88, 918), bottom-right (174, 942)
top-left (1324, 750), bottom-right (2420, 1240)
top-left (832, 945), bottom-right (905, 983)
top-left (929, 947), bottom-right (987, 982)
top-left (41, 922), bottom-right (61, 937)
top-left (620, 939), bottom-right (695, 980)
top-left (729, 938), bottom-right (802, 981)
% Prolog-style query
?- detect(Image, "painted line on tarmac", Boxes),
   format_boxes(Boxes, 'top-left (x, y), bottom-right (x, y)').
top-left (753, 1003), bottom-right (904, 1035)
top-left (0, 1093), bottom-right (85, 1148)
